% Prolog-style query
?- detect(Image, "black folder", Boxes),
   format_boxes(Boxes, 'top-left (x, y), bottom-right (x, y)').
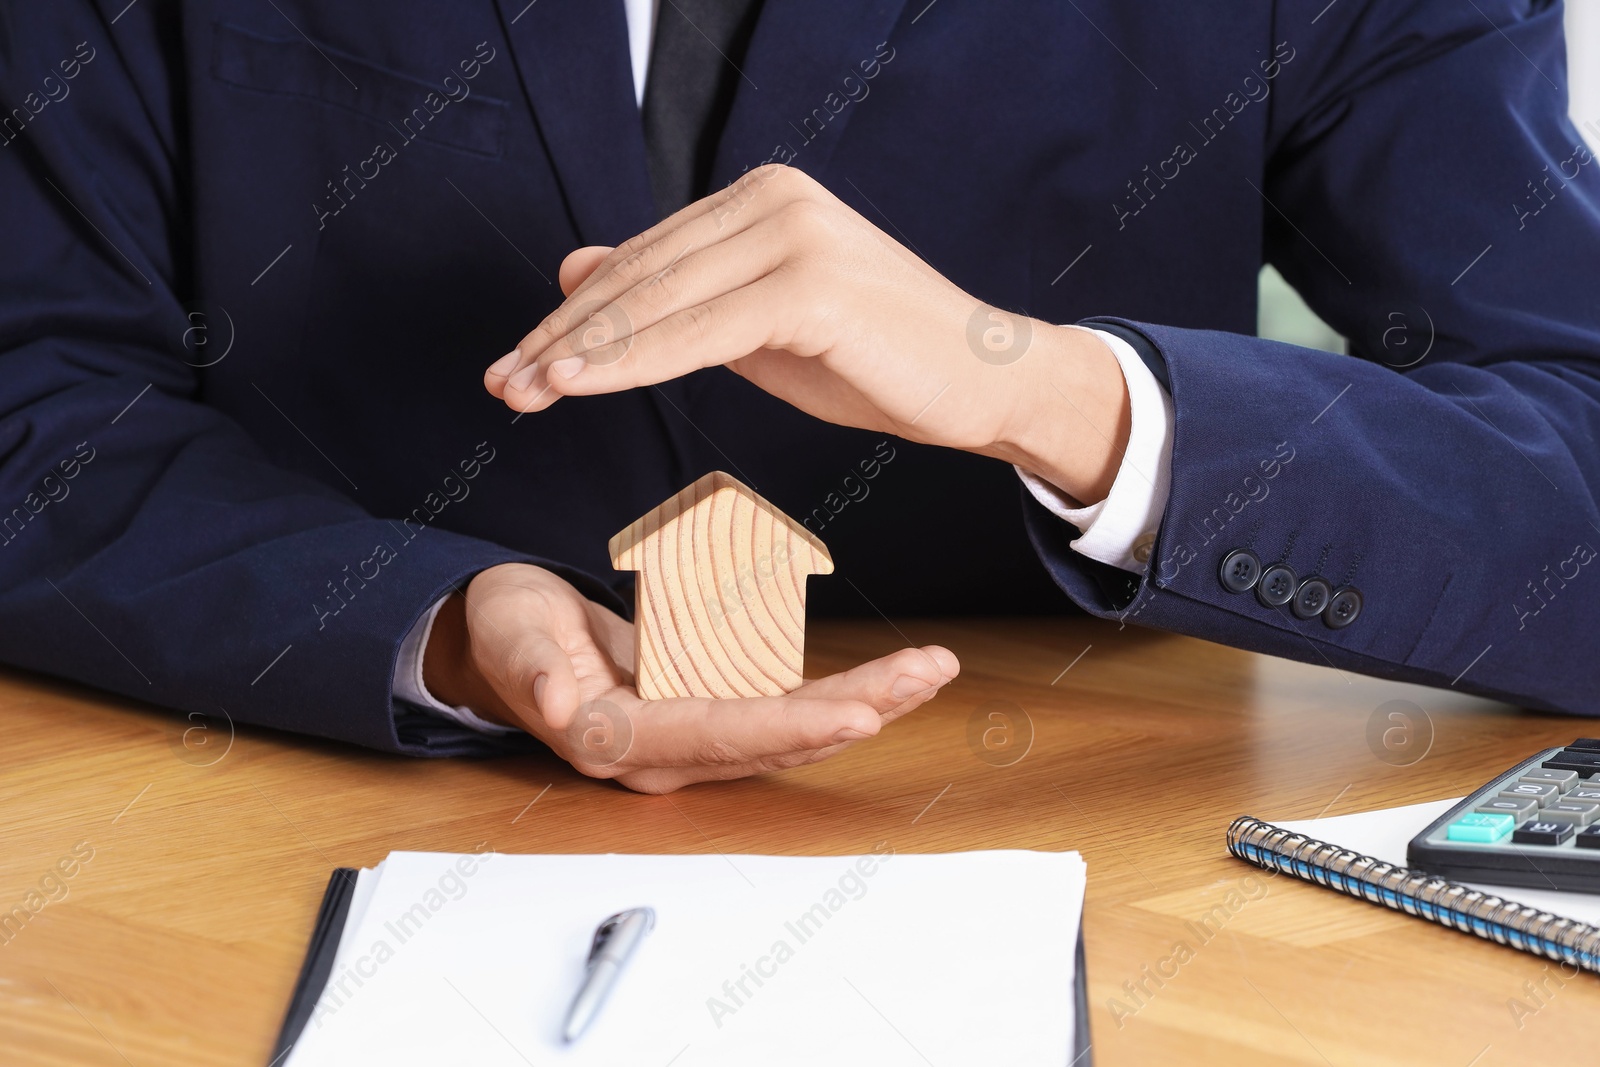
top-left (272, 867), bottom-right (1093, 1065)
top-left (271, 869), bottom-right (359, 1066)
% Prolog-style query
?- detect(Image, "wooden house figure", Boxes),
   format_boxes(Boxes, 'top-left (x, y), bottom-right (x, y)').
top-left (609, 471), bottom-right (835, 700)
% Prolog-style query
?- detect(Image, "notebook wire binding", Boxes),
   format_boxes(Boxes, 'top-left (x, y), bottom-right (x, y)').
top-left (1227, 815), bottom-right (1600, 973)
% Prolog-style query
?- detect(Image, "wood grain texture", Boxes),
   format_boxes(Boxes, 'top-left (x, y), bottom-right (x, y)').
top-left (609, 471), bottom-right (833, 700)
top-left (1, 618), bottom-right (1595, 1065)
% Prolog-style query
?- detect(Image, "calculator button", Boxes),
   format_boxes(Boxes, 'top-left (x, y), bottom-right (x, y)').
top-left (1541, 750), bottom-right (1600, 774)
top-left (1512, 820), bottom-right (1576, 846)
top-left (1576, 826), bottom-right (1600, 849)
top-left (1569, 786), bottom-right (1600, 802)
top-left (1520, 768), bottom-right (1579, 792)
top-left (1500, 782), bottom-right (1559, 803)
top-left (1542, 801), bottom-right (1600, 826)
top-left (1446, 813), bottom-right (1516, 843)
top-left (1476, 797), bottom-right (1539, 820)
top-left (1569, 739), bottom-right (1600, 751)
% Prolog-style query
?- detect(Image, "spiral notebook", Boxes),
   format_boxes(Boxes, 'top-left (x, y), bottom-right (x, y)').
top-left (1228, 799), bottom-right (1600, 972)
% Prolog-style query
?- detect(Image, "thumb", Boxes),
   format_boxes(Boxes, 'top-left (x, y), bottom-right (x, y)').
top-left (558, 245), bottom-right (614, 297)
top-left (480, 601), bottom-right (583, 730)
top-left (509, 633), bottom-right (583, 731)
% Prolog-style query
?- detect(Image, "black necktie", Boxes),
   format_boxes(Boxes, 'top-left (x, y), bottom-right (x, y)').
top-left (640, 0), bottom-right (765, 219)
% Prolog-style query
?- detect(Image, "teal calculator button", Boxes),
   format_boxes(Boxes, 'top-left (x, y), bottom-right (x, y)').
top-left (1446, 812), bottom-right (1516, 842)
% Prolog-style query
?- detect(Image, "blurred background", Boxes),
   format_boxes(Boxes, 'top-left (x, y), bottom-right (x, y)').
top-left (1258, 1), bottom-right (1600, 352)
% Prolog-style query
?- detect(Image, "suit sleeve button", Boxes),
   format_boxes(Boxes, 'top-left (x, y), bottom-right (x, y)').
top-left (1291, 576), bottom-right (1333, 619)
top-left (1324, 586), bottom-right (1363, 629)
top-left (1219, 549), bottom-right (1261, 593)
top-left (1256, 563), bottom-right (1298, 608)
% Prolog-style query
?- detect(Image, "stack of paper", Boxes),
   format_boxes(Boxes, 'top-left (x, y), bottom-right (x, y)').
top-left (283, 848), bottom-right (1087, 1066)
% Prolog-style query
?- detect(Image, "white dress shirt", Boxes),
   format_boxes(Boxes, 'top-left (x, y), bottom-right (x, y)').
top-left (1014, 327), bottom-right (1174, 572)
top-left (392, 7), bottom-right (1178, 732)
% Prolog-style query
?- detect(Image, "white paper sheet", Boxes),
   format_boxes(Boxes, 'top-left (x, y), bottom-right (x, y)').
top-left (1274, 799), bottom-right (1600, 924)
top-left (284, 849), bottom-right (1086, 1066)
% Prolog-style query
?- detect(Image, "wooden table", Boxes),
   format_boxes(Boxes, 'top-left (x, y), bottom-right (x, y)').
top-left (1, 617), bottom-right (1592, 1065)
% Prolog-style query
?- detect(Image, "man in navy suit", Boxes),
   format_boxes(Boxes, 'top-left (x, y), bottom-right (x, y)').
top-left (1, 1), bottom-right (1595, 791)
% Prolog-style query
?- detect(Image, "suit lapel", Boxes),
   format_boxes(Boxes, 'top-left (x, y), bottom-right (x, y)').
top-left (492, 0), bottom-right (657, 246)
top-left (490, 0), bottom-right (909, 242)
top-left (710, 0), bottom-right (910, 186)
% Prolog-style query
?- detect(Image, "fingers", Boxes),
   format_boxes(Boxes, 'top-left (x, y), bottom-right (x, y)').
top-left (486, 167), bottom-right (820, 409)
top-left (500, 270), bottom-right (798, 413)
top-left (488, 190), bottom-right (767, 402)
top-left (564, 165), bottom-right (813, 303)
top-left (620, 694), bottom-right (882, 771)
top-left (560, 688), bottom-right (878, 784)
top-left (558, 245), bottom-right (613, 296)
top-left (795, 644), bottom-right (960, 725)
top-left (492, 223), bottom-right (790, 409)
top-left (614, 745), bottom-right (840, 794)
top-left (565, 177), bottom-right (770, 303)
top-left (483, 242), bottom-right (624, 398)
top-left (556, 183), bottom-right (782, 314)
top-left (573, 644), bottom-right (961, 794)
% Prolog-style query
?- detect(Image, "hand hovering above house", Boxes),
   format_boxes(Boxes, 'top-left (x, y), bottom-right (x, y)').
top-left (484, 164), bottom-right (1131, 509)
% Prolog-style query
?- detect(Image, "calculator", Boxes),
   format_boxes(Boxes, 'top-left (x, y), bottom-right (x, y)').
top-left (1407, 740), bottom-right (1600, 892)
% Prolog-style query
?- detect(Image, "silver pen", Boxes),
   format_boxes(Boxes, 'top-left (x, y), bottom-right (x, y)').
top-left (562, 907), bottom-right (656, 1042)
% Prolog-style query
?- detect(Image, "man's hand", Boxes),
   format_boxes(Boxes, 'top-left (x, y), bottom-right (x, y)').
top-left (423, 563), bottom-right (958, 794)
top-left (484, 164), bottom-right (1130, 506)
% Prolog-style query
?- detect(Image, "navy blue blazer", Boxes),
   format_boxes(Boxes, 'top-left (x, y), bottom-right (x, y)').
top-left (1, 0), bottom-right (1596, 755)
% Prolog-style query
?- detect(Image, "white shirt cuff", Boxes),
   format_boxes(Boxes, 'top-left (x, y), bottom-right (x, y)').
top-left (1016, 327), bottom-right (1175, 574)
top-left (394, 596), bottom-right (521, 735)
